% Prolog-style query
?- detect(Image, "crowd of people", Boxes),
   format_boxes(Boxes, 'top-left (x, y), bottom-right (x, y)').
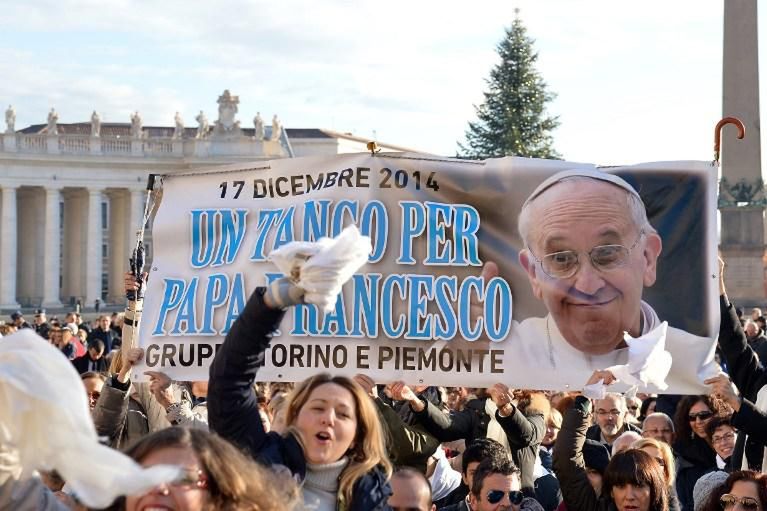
top-left (0, 259), bottom-right (765, 511)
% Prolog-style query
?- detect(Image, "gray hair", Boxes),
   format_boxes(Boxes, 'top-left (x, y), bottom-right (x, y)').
top-left (611, 431), bottom-right (643, 456)
top-left (518, 175), bottom-right (656, 248)
top-left (642, 412), bottom-right (675, 432)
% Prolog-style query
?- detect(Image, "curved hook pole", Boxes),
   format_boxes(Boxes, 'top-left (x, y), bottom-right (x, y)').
top-left (714, 117), bottom-right (745, 163)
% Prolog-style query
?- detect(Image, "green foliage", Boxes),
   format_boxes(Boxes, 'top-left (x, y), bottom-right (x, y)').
top-left (459, 14), bottom-right (560, 160)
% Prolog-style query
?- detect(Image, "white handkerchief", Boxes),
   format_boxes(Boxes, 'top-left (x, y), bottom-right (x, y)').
top-left (606, 321), bottom-right (672, 392)
top-left (269, 225), bottom-right (372, 312)
top-left (0, 329), bottom-right (179, 507)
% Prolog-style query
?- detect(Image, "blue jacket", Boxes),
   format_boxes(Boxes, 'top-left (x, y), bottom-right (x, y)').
top-left (208, 288), bottom-right (392, 511)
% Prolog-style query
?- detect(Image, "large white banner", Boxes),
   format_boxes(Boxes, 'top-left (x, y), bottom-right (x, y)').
top-left (136, 153), bottom-right (719, 393)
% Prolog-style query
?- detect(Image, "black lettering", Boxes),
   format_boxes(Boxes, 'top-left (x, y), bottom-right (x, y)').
top-left (315, 344), bottom-right (330, 368)
top-left (402, 346), bottom-right (416, 371)
top-left (253, 179), bottom-right (267, 198)
top-left (438, 348), bottom-right (453, 371)
top-left (198, 343), bottom-right (214, 366)
top-left (357, 345), bottom-right (370, 369)
top-left (324, 172), bottom-right (338, 188)
top-left (162, 343), bottom-right (177, 367)
top-left (456, 349), bottom-right (471, 372)
top-left (339, 167), bottom-right (354, 187)
top-left (332, 346), bottom-right (347, 368)
top-left (290, 344), bottom-right (305, 368)
top-left (307, 173), bottom-right (324, 192)
top-left (291, 174), bottom-right (304, 196)
top-left (379, 346), bottom-right (394, 368)
top-left (275, 176), bottom-right (290, 197)
top-left (491, 350), bottom-right (503, 373)
top-left (356, 167), bottom-right (370, 187)
top-left (179, 344), bottom-right (194, 367)
top-left (272, 344), bottom-right (287, 367)
top-left (145, 344), bottom-right (160, 366)
top-left (418, 347), bottom-right (436, 370)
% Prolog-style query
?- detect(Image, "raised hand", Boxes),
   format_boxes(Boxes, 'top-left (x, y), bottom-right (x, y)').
top-left (145, 370), bottom-right (175, 408)
top-left (704, 373), bottom-right (741, 412)
top-left (353, 374), bottom-right (378, 399)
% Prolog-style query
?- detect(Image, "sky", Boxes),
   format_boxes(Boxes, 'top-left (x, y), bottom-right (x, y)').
top-left (0, 0), bottom-right (757, 167)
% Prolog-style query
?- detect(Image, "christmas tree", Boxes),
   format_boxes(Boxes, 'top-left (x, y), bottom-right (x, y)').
top-left (459, 11), bottom-right (560, 159)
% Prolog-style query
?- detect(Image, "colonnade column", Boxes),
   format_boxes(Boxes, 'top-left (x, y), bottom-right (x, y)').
top-left (0, 185), bottom-right (19, 309)
top-left (85, 187), bottom-right (104, 308)
top-left (42, 186), bottom-right (63, 307)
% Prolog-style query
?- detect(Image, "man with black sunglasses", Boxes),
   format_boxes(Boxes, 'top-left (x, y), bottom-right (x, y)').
top-left (469, 458), bottom-right (543, 511)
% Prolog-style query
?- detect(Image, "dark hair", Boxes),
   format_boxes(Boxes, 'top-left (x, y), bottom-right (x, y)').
top-left (88, 339), bottom-right (105, 352)
top-left (700, 470), bottom-right (767, 511)
top-left (124, 427), bottom-right (299, 510)
top-left (470, 458), bottom-right (519, 496)
top-left (673, 395), bottom-right (724, 442)
top-left (603, 449), bottom-right (667, 511)
top-left (462, 438), bottom-right (510, 475)
top-left (638, 396), bottom-right (657, 422)
top-left (704, 415), bottom-right (734, 440)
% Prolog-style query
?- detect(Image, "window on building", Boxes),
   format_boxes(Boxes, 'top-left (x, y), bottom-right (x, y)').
top-left (101, 273), bottom-right (109, 301)
top-left (102, 243), bottom-right (108, 258)
top-left (101, 201), bottom-right (109, 230)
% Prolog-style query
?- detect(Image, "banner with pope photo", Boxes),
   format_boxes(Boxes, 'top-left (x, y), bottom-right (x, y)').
top-left (136, 152), bottom-right (720, 393)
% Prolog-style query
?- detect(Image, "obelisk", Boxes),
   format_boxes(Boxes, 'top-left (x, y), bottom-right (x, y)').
top-left (719, 0), bottom-right (766, 306)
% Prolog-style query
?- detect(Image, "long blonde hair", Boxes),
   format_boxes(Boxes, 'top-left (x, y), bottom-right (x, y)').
top-left (284, 374), bottom-right (392, 505)
top-left (631, 437), bottom-right (675, 486)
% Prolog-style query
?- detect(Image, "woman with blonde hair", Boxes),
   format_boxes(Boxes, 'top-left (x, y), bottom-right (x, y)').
top-left (631, 437), bottom-right (680, 511)
top-left (208, 277), bottom-right (393, 510)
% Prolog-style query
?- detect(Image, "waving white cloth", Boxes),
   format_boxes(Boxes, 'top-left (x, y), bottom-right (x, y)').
top-left (0, 329), bottom-right (179, 507)
top-left (582, 302), bottom-right (672, 399)
top-left (269, 225), bottom-right (372, 312)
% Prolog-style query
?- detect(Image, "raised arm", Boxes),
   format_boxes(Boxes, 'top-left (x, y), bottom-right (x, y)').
top-left (208, 287), bottom-right (286, 457)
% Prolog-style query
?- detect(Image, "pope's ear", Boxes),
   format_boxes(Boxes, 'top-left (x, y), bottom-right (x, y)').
top-left (519, 249), bottom-right (543, 300)
top-left (642, 231), bottom-right (662, 287)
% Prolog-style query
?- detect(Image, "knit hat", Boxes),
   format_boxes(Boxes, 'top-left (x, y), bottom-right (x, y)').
top-left (582, 439), bottom-right (610, 475)
top-left (693, 470), bottom-right (728, 511)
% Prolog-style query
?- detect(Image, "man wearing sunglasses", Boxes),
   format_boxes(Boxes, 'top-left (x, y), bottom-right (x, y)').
top-left (469, 458), bottom-right (542, 511)
top-left (507, 169), bottom-right (718, 393)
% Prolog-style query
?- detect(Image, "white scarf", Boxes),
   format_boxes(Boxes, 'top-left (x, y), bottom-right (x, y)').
top-left (485, 398), bottom-right (511, 452)
top-left (741, 385), bottom-right (767, 472)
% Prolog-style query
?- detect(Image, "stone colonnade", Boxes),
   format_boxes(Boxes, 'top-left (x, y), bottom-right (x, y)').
top-left (0, 184), bottom-right (146, 309)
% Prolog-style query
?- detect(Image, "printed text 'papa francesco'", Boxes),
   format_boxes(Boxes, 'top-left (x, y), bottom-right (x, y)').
top-left (151, 200), bottom-right (513, 342)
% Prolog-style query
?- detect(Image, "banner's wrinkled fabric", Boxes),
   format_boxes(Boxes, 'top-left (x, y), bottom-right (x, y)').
top-left (0, 330), bottom-right (179, 507)
top-left (138, 153), bottom-right (720, 393)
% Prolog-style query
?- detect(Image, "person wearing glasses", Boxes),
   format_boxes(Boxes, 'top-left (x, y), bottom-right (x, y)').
top-left (671, 395), bottom-right (722, 511)
top-left (508, 169), bottom-right (718, 393)
top-left (698, 470), bottom-right (767, 511)
top-left (585, 393), bottom-right (641, 450)
top-left (705, 416), bottom-right (737, 472)
top-left (468, 458), bottom-right (543, 511)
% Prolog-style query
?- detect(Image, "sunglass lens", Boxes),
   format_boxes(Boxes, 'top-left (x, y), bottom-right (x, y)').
top-left (510, 491), bottom-right (524, 505)
top-left (487, 490), bottom-right (503, 504)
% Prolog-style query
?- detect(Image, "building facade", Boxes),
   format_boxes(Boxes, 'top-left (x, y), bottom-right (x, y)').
top-left (0, 90), bottom-right (413, 313)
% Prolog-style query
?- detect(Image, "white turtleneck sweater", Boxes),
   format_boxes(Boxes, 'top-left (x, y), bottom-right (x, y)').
top-left (302, 457), bottom-right (349, 511)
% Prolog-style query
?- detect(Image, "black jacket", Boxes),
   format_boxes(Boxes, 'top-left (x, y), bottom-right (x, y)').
top-left (208, 289), bottom-right (392, 511)
top-left (411, 395), bottom-right (545, 496)
top-left (72, 354), bottom-right (107, 374)
top-left (719, 295), bottom-right (767, 471)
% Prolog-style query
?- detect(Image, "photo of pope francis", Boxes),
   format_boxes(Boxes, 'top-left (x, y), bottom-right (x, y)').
top-left (502, 168), bottom-right (719, 393)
